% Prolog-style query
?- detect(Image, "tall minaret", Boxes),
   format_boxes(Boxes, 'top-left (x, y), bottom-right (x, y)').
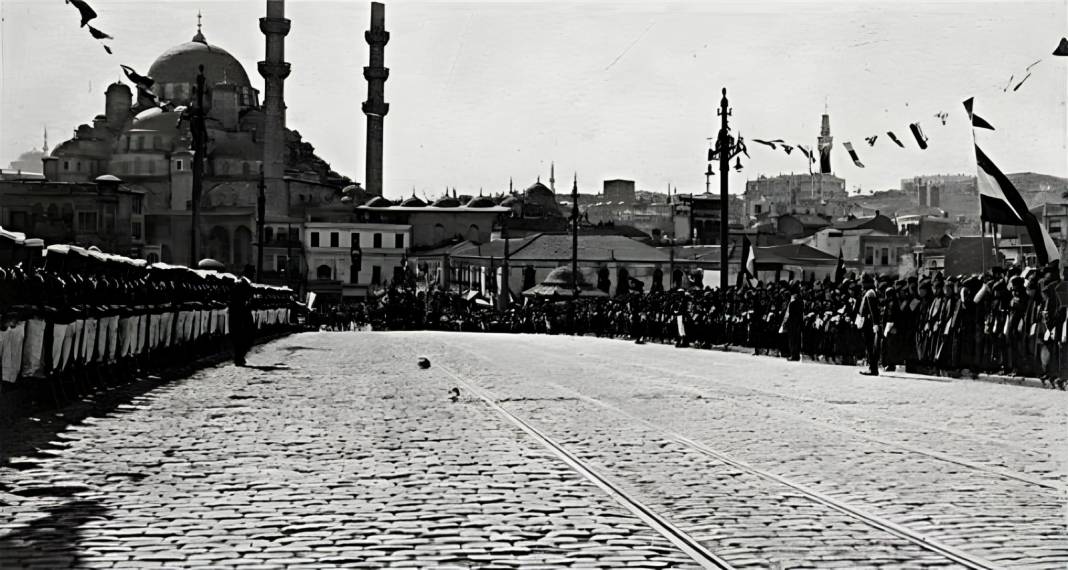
top-left (42, 126), bottom-right (49, 155)
top-left (817, 112), bottom-right (832, 175)
top-left (550, 162), bottom-right (556, 193)
top-left (259, 0), bottom-right (291, 216)
top-left (363, 2), bottom-right (390, 196)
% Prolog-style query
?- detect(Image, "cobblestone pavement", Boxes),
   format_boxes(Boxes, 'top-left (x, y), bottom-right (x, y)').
top-left (2, 331), bottom-right (1065, 569)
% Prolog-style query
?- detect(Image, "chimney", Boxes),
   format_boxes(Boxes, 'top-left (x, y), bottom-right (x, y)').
top-left (363, 2), bottom-right (390, 196)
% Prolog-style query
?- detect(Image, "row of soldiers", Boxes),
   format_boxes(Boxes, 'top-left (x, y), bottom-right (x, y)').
top-left (0, 229), bottom-right (298, 390)
top-left (337, 264), bottom-right (1068, 388)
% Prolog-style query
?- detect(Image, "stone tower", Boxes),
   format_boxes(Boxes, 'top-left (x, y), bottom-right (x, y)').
top-left (363, 2), bottom-right (390, 196)
top-left (258, 0), bottom-right (291, 216)
top-left (818, 113), bottom-right (832, 175)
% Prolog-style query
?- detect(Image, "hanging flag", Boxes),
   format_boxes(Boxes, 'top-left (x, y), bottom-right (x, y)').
top-left (843, 142), bottom-right (865, 168)
top-left (935, 112), bottom-right (948, 125)
top-left (886, 131), bottom-right (905, 148)
top-left (736, 236), bottom-right (750, 288)
top-left (834, 249), bottom-right (846, 284)
top-left (120, 65), bottom-right (154, 89)
top-left (781, 144), bottom-right (794, 155)
top-left (87, 25), bottom-right (112, 40)
top-left (1013, 72), bottom-right (1032, 92)
top-left (737, 137), bottom-right (750, 159)
top-left (752, 139), bottom-right (778, 150)
top-left (797, 145), bottom-right (813, 161)
top-left (962, 97), bottom-right (995, 131)
top-left (1026, 59), bottom-right (1042, 71)
top-left (974, 144), bottom-right (1051, 266)
top-left (1054, 37), bottom-right (1068, 56)
top-left (102, 44), bottom-right (112, 55)
top-left (909, 123), bottom-right (928, 150)
top-left (864, 135), bottom-right (878, 147)
top-left (67, 0), bottom-right (97, 28)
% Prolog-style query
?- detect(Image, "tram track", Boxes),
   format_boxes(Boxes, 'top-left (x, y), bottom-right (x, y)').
top-left (428, 351), bottom-right (1006, 569)
top-left (508, 337), bottom-right (1065, 492)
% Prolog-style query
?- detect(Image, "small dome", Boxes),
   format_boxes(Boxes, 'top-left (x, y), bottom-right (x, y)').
top-left (94, 174), bottom-right (122, 183)
top-left (467, 196), bottom-right (497, 208)
top-left (364, 196), bottom-right (393, 208)
top-left (524, 182), bottom-right (554, 198)
top-left (401, 195), bottom-right (427, 207)
top-left (432, 196), bottom-right (461, 208)
top-left (147, 37), bottom-right (252, 90)
top-left (500, 195), bottom-right (521, 207)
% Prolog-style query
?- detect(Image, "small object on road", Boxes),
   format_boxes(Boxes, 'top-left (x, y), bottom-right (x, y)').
top-left (417, 357), bottom-right (431, 369)
top-left (448, 387), bottom-right (460, 402)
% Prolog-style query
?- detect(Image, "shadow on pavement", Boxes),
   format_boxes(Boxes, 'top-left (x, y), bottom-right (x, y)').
top-left (0, 498), bottom-right (107, 568)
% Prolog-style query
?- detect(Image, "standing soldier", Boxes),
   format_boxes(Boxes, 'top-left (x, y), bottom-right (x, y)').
top-left (781, 282), bottom-right (804, 361)
top-left (858, 274), bottom-right (882, 376)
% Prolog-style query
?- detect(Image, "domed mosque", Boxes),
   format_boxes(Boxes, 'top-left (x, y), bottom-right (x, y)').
top-left (45, 16), bottom-right (350, 269)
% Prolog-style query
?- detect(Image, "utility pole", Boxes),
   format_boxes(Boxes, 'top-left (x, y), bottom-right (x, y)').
top-left (500, 213), bottom-right (510, 311)
top-left (256, 168), bottom-right (266, 282)
top-left (571, 173), bottom-right (579, 334)
top-left (189, 65), bottom-right (207, 267)
top-left (707, 87), bottom-right (746, 290)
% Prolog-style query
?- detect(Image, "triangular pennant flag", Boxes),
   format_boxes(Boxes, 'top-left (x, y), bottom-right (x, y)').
top-left (1038, 223), bottom-right (1060, 266)
top-left (752, 138), bottom-right (778, 150)
top-left (67, 0), bottom-right (97, 28)
top-left (909, 123), bottom-right (928, 150)
top-left (102, 44), bottom-right (112, 55)
top-left (962, 97), bottom-right (995, 131)
top-left (864, 135), bottom-right (878, 147)
top-left (88, 25), bottom-right (112, 40)
top-left (843, 142), bottom-right (865, 168)
top-left (797, 145), bottom-right (813, 161)
top-left (886, 131), bottom-right (905, 147)
top-left (1053, 37), bottom-right (1068, 56)
top-left (782, 144), bottom-right (794, 155)
top-left (120, 65), bottom-right (155, 89)
top-left (1013, 72), bottom-right (1032, 92)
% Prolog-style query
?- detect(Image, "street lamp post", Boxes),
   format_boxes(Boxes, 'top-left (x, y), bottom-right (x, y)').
top-left (188, 65), bottom-right (207, 267)
top-left (707, 87), bottom-right (746, 290)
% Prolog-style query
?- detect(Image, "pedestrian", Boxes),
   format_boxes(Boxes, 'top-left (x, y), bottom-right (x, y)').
top-left (858, 273), bottom-right (882, 376)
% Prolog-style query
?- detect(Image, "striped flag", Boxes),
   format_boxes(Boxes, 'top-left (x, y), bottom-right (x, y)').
top-left (976, 144), bottom-right (1057, 264)
top-left (962, 98), bottom-right (995, 131)
top-left (909, 123), bottom-right (928, 150)
top-left (843, 142), bottom-right (865, 168)
top-left (886, 131), bottom-right (905, 148)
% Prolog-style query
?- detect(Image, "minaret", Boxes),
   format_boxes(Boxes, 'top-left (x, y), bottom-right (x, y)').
top-left (258, 0), bottom-right (291, 216)
top-left (550, 162), bottom-right (556, 193)
top-left (363, 2), bottom-right (390, 196)
top-left (42, 126), bottom-right (49, 155)
top-left (818, 112), bottom-right (832, 175)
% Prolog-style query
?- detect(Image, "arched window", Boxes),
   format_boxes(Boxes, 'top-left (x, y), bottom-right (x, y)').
top-left (316, 264), bottom-right (332, 280)
top-left (152, 135), bottom-right (163, 150)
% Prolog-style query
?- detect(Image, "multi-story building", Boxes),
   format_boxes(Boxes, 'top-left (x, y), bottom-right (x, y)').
top-left (0, 175), bottom-right (145, 255)
top-left (744, 173), bottom-right (849, 220)
top-left (900, 174), bottom-right (978, 231)
top-left (303, 221), bottom-right (411, 303)
top-left (603, 179), bottom-right (636, 204)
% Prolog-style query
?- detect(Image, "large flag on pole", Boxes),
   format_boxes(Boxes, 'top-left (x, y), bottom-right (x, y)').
top-left (737, 235), bottom-right (756, 287)
top-left (975, 144), bottom-right (1056, 264)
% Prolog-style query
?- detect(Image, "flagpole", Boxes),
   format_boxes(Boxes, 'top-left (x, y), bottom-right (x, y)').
top-left (981, 222), bottom-right (987, 274)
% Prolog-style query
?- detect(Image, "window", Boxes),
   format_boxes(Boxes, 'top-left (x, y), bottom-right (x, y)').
top-left (76, 161), bottom-right (82, 172)
top-left (754, 204), bottom-right (763, 214)
top-left (316, 264), bottom-right (332, 280)
top-left (76, 211), bottom-right (99, 232)
top-left (1051, 221), bottom-right (1063, 236)
top-left (175, 159), bottom-right (184, 171)
top-left (147, 253), bottom-right (160, 264)
top-left (63, 161), bottom-right (70, 171)
top-left (131, 194), bottom-right (143, 214)
top-left (132, 221), bottom-right (142, 240)
top-left (148, 160), bottom-right (156, 175)
top-left (373, 233), bottom-right (382, 248)
top-left (289, 227), bottom-right (299, 242)
top-left (881, 247), bottom-right (890, 266)
top-left (310, 232), bottom-right (320, 247)
top-left (394, 234), bottom-right (404, 248)
top-left (350, 232), bottom-right (360, 249)
top-left (152, 135), bottom-right (162, 150)
top-left (134, 156), bottom-right (142, 174)
top-left (265, 227), bottom-right (274, 243)
top-left (134, 136), bottom-right (143, 151)
top-left (276, 255), bottom-right (288, 272)
top-left (864, 246), bottom-right (874, 265)
top-left (350, 265), bottom-right (359, 284)
top-left (371, 265), bottom-right (382, 285)
top-left (329, 232), bottom-right (339, 248)
top-left (9, 211), bottom-right (28, 230)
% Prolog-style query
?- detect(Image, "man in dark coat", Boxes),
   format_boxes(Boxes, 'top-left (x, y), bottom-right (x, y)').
top-left (782, 283), bottom-right (804, 361)
top-left (228, 279), bottom-right (255, 366)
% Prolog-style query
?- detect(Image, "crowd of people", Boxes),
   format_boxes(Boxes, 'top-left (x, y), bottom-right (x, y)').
top-left (0, 228), bottom-right (298, 396)
top-left (332, 263), bottom-right (1068, 389)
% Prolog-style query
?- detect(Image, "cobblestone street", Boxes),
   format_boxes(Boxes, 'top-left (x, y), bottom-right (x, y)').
top-left (2, 331), bottom-right (1066, 569)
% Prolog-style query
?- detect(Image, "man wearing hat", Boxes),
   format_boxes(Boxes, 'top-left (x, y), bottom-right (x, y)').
top-left (780, 281), bottom-right (804, 361)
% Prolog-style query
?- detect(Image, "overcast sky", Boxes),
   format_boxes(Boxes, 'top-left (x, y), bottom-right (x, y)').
top-left (1, 0), bottom-right (1065, 199)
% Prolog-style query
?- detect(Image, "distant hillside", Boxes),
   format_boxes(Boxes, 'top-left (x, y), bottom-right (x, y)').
top-left (1009, 172), bottom-right (1068, 206)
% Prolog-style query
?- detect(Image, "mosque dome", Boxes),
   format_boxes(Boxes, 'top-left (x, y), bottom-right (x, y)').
top-left (500, 195), bottom-right (520, 207)
top-left (148, 34), bottom-right (252, 89)
top-left (364, 196), bottom-right (393, 208)
top-left (521, 181), bottom-right (561, 217)
top-left (400, 195), bottom-right (427, 207)
top-left (524, 181), bottom-right (554, 199)
top-left (432, 196), bottom-right (461, 208)
top-left (467, 195), bottom-right (497, 208)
